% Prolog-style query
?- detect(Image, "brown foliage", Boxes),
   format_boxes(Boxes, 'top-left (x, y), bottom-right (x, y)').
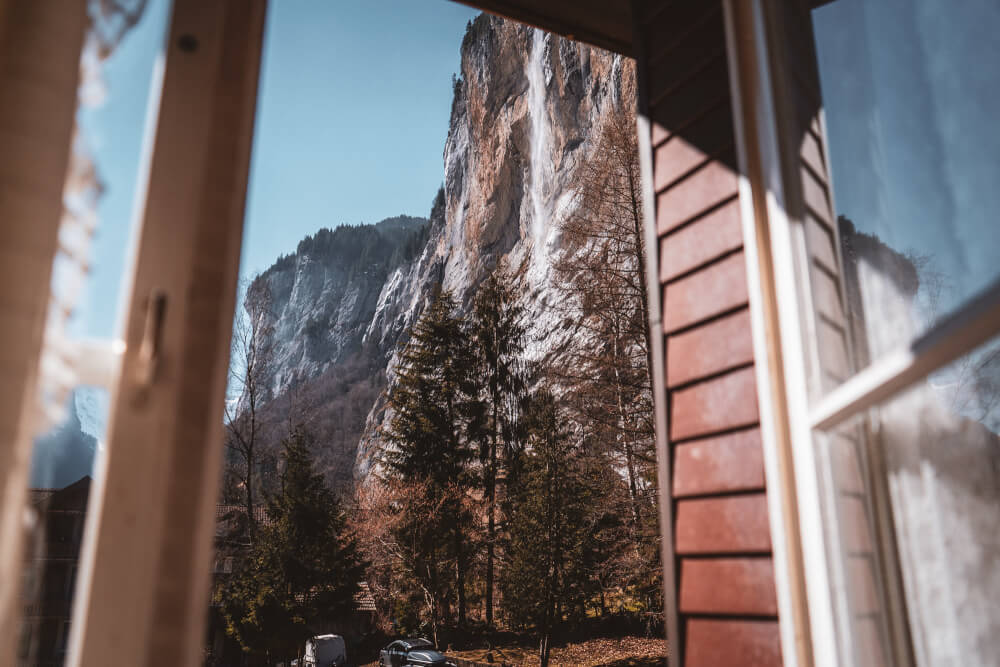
top-left (550, 104), bottom-right (661, 607)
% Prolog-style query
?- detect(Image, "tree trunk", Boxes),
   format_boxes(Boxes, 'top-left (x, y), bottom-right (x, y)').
top-left (456, 529), bottom-right (467, 626)
top-left (628, 161), bottom-right (653, 388)
top-left (425, 571), bottom-right (440, 649)
top-left (612, 321), bottom-right (642, 531)
top-left (245, 443), bottom-right (255, 545)
top-left (539, 633), bottom-right (551, 667)
top-left (485, 407), bottom-right (498, 627)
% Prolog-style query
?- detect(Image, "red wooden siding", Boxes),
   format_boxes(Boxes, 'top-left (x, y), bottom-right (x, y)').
top-left (679, 558), bottom-right (778, 615)
top-left (685, 619), bottom-right (781, 667)
top-left (675, 495), bottom-right (772, 555)
top-left (673, 430), bottom-right (764, 497)
top-left (667, 309), bottom-right (753, 388)
top-left (635, 1), bottom-right (780, 664)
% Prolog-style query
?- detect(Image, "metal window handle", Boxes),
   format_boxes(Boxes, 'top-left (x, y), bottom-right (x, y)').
top-left (136, 290), bottom-right (167, 387)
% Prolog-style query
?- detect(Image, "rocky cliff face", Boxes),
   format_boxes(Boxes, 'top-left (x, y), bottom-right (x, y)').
top-left (362, 16), bottom-right (632, 346)
top-left (252, 215), bottom-right (429, 398)
top-left (354, 16), bottom-right (634, 476)
top-left (251, 15), bottom-right (634, 486)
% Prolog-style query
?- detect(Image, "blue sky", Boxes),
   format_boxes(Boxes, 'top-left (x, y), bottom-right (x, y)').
top-left (72, 0), bottom-right (170, 340)
top-left (813, 0), bottom-right (1000, 330)
top-left (242, 0), bottom-right (479, 279)
top-left (77, 0), bottom-right (478, 340)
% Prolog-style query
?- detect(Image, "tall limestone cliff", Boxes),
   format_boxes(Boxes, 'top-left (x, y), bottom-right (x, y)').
top-left (240, 216), bottom-right (429, 490)
top-left (251, 215), bottom-right (430, 399)
top-left (354, 16), bottom-right (635, 477)
top-left (246, 15), bottom-right (634, 488)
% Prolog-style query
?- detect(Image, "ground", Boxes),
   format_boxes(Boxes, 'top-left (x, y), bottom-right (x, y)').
top-left (358, 636), bottom-right (666, 666)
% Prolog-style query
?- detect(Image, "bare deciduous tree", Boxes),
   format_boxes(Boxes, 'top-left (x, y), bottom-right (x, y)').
top-left (551, 104), bottom-right (660, 608)
top-left (224, 278), bottom-right (275, 545)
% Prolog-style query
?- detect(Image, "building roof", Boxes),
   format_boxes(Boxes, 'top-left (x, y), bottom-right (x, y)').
top-left (30, 476), bottom-right (91, 512)
top-left (457, 0), bottom-right (632, 55)
top-left (29, 488), bottom-right (58, 505)
top-left (458, 0), bottom-right (836, 56)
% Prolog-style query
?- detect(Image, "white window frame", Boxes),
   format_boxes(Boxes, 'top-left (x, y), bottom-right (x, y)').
top-left (809, 281), bottom-right (1000, 431)
top-left (725, 2), bottom-right (1000, 667)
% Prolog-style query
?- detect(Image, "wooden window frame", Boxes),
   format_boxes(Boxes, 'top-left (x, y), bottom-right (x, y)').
top-left (12, 1), bottom-right (998, 665)
top-left (66, 2), bottom-right (267, 665)
top-left (809, 281), bottom-right (1000, 431)
top-left (1, 0), bottom-right (268, 663)
top-left (0, 2), bottom-right (90, 664)
top-left (725, 1), bottom-right (1000, 667)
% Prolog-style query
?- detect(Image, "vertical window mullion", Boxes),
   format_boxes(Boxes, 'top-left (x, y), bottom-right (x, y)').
top-left (67, 2), bottom-right (266, 664)
top-left (724, 1), bottom-right (857, 666)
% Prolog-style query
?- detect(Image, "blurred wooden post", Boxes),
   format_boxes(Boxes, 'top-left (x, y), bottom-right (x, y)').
top-left (68, 2), bottom-right (266, 665)
top-left (0, 2), bottom-right (88, 665)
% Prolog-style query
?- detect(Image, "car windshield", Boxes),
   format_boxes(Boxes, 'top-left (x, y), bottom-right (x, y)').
top-left (406, 639), bottom-right (434, 650)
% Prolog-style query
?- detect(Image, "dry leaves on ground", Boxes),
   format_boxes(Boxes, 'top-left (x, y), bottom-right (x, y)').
top-left (445, 636), bottom-right (666, 666)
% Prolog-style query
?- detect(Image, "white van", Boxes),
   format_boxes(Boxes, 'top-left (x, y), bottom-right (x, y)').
top-left (303, 634), bottom-right (347, 667)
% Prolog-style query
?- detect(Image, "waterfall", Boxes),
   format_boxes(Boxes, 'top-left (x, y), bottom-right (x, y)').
top-left (526, 28), bottom-right (551, 269)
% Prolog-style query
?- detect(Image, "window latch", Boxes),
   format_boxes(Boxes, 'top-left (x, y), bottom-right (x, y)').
top-left (136, 290), bottom-right (167, 387)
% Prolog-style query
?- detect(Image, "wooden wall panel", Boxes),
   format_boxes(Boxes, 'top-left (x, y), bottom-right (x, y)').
top-left (667, 309), bottom-right (753, 388)
top-left (635, 1), bottom-right (780, 664)
top-left (673, 430), bottom-right (764, 497)
top-left (656, 161), bottom-right (740, 234)
top-left (670, 366), bottom-right (759, 440)
top-left (679, 558), bottom-right (778, 616)
top-left (685, 619), bottom-right (782, 667)
top-left (675, 495), bottom-right (772, 555)
top-left (659, 198), bottom-right (742, 282)
top-left (662, 250), bottom-right (748, 333)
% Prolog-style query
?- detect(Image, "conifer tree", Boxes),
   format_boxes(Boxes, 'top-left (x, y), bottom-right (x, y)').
top-left (216, 429), bottom-right (365, 661)
top-left (470, 262), bottom-right (532, 627)
top-left (501, 391), bottom-right (596, 667)
top-left (382, 289), bottom-right (478, 628)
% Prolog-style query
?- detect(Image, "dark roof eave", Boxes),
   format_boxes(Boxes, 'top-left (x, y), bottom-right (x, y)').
top-left (452, 0), bottom-right (633, 56)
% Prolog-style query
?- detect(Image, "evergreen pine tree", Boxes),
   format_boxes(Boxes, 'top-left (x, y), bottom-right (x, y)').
top-left (501, 391), bottom-right (596, 667)
top-left (382, 289), bottom-right (478, 630)
top-left (469, 262), bottom-right (531, 627)
top-left (216, 429), bottom-right (366, 661)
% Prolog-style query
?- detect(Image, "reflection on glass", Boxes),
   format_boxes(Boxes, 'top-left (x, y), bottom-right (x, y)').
top-left (817, 419), bottom-right (900, 667)
top-left (813, 0), bottom-right (1000, 358)
top-left (17, 1), bottom-right (170, 664)
top-left (807, 3), bottom-right (1000, 662)
top-left (818, 337), bottom-right (1000, 666)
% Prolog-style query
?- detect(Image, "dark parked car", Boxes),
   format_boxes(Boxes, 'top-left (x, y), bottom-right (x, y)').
top-left (379, 638), bottom-right (456, 667)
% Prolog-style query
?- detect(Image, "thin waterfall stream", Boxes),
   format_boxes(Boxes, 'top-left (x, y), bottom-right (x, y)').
top-left (527, 28), bottom-right (552, 271)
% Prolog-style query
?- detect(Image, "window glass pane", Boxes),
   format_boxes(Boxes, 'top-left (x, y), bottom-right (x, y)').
top-left (18, 2), bottom-right (171, 664)
top-left (816, 336), bottom-right (1000, 666)
top-left (811, 0), bottom-right (1000, 367)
